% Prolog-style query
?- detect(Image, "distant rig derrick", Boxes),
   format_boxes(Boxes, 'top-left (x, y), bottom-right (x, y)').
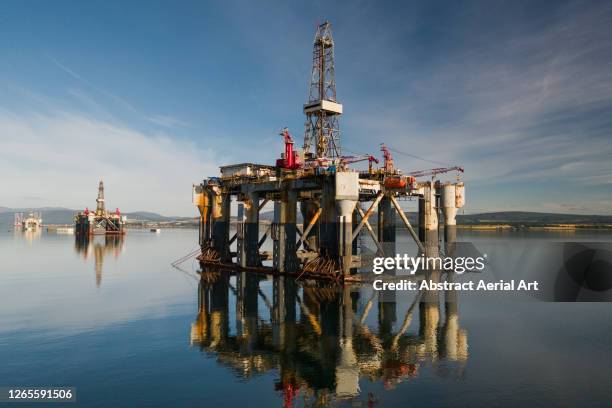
top-left (75, 180), bottom-right (126, 236)
top-left (194, 21), bottom-right (465, 280)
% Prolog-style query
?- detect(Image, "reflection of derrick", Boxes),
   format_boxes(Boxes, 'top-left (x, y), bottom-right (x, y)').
top-left (190, 271), bottom-right (469, 403)
top-left (74, 235), bottom-right (124, 287)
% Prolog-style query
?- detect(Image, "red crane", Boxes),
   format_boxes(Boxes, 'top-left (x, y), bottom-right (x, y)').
top-left (276, 128), bottom-right (302, 169)
top-left (380, 143), bottom-right (394, 173)
top-left (408, 166), bottom-right (464, 179)
top-left (340, 154), bottom-right (379, 173)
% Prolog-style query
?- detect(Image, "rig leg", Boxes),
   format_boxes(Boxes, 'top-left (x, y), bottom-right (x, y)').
top-left (212, 192), bottom-right (231, 261)
top-left (378, 195), bottom-right (396, 257)
top-left (319, 177), bottom-right (338, 258)
top-left (198, 188), bottom-right (213, 249)
top-left (244, 192), bottom-right (261, 266)
top-left (273, 189), bottom-right (299, 273)
top-left (419, 182), bottom-right (439, 256)
top-left (335, 172), bottom-right (359, 277)
top-left (236, 203), bottom-right (247, 267)
top-left (441, 183), bottom-right (458, 256)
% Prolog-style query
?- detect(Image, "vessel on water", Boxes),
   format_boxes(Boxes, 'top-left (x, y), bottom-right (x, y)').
top-left (74, 181), bottom-right (126, 236)
top-left (14, 212), bottom-right (42, 231)
top-left (47, 226), bottom-right (75, 234)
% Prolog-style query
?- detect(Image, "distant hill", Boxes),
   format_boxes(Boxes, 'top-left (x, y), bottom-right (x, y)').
top-left (260, 209), bottom-right (612, 226)
top-left (0, 207), bottom-right (187, 226)
top-left (3, 207), bottom-right (610, 228)
top-left (456, 211), bottom-right (612, 225)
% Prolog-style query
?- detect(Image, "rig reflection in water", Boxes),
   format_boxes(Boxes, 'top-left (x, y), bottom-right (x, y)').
top-left (190, 269), bottom-right (468, 405)
top-left (74, 235), bottom-right (124, 287)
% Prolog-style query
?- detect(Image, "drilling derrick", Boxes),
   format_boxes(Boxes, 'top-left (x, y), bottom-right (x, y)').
top-left (95, 180), bottom-right (106, 216)
top-left (303, 21), bottom-right (343, 160)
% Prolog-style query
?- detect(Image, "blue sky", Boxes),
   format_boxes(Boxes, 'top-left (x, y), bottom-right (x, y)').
top-left (1, 0), bottom-right (611, 215)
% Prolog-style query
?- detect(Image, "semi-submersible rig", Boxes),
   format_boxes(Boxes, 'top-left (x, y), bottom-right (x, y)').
top-left (194, 22), bottom-right (465, 280)
top-left (75, 181), bottom-right (126, 236)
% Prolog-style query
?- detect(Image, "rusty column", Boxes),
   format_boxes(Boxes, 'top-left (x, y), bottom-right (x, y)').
top-left (244, 191), bottom-right (261, 266)
top-left (212, 192), bottom-right (231, 261)
top-left (273, 189), bottom-right (299, 272)
top-left (419, 182), bottom-right (439, 256)
top-left (378, 195), bottom-right (396, 259)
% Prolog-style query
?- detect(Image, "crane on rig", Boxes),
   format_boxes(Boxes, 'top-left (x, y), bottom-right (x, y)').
top-left (276, 128), bottom-right (302, 170)
top-left (380, 143), bottom-right (394, 173)
top-left (408, 166), bottom-right (464, 180)
top-left (340, 155), bottom-right (379, 173)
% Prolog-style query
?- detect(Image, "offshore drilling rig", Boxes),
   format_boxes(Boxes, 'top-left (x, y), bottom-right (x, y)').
top-left (194, 21), bottom-right (465, 280)
top-left (75, 181), bottom-right (127, 236)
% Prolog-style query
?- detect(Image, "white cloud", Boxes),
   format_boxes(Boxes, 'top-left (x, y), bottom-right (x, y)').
top-left (0, 109), bottom-right (217, 215)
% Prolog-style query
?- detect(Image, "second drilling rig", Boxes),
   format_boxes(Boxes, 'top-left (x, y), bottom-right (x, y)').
top-left (194, 21), bottom-right (465, 279)
top-left (75, 181), bottom-right (127, 236)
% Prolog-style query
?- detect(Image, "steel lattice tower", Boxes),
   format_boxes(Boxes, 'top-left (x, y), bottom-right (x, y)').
top-left (303, 21), bottom-right (343, 159)
top-left (95, 180), bottom-right (105, 216)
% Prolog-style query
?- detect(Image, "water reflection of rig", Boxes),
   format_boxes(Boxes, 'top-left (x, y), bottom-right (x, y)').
top-left (74, 235), bottom-right (124, 287)
top-left (74, 180), bottom-right (126, 236)
top-left (194, 21), bottom-right (465, 280)
top-left (190, 270), bottom-right (467, 404)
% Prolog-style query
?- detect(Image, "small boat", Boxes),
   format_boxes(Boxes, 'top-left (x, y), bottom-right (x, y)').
top-left (150, 228), bottom-right (161, 233)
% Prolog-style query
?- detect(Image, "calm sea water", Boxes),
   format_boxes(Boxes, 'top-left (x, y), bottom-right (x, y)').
top-left (1, 228), bottom-right (611, 407)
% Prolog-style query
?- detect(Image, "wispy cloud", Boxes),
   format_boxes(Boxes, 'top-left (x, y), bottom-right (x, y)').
top-left (49, 56), bottom-right (190, 130)
top-left (50, 57), bottom-right (85, 82)
top-left (337, 1), bottom-right (612, 213)
top-left (0, 107), bottom-right (218, 215)
top-left (145, 114), bottom-right (190, 128)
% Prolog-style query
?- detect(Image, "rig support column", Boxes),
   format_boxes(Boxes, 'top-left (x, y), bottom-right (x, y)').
top-left (236, 203), bottom-right (247, 267)
top-left (419, 182), bottom-right (439, 256)
top-left (335, 172), bottom-right (359, 276)
top-left (441, 183), bottom-right (457, 256)
top-left (378, 195), bottom-right (396, 258)
top-left (273, 189), bottom-right (299, 272)
top-left (212, 191), bottom-right (231, 261)
top-left (197, 187), bottom-right (213, 249)
top-left (319, 177), bottom-right (338, 258)
top-left (244, 192), bottom-right (261, 267)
